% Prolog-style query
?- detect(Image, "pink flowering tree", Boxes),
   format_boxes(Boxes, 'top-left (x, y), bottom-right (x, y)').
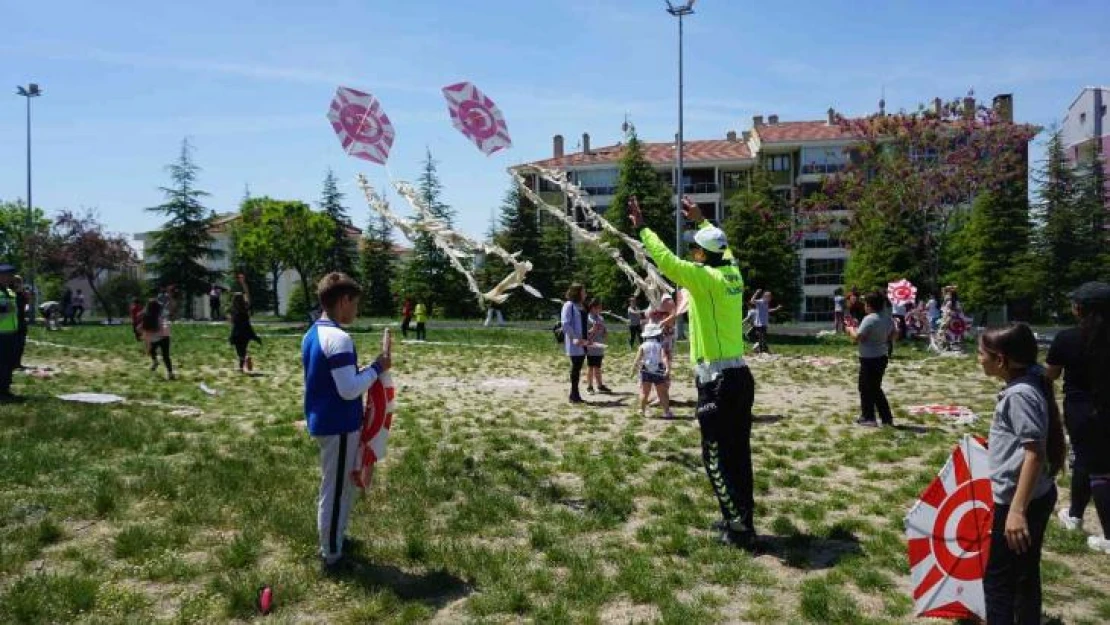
top-left (801, 95), bottom-right (1038, 296)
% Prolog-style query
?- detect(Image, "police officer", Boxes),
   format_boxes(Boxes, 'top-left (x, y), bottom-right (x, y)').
top-left (629, 196), bottom-right (758, 550)
top-left (0, 264), bottom-right (21, 401)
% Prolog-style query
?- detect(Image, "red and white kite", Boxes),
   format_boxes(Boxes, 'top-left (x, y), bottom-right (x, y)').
top-left (442, 82), bottom-right (512, 155)
top-left (887, 279), bottom-right (918, 307)
top-left (353, 330), bottom-right (395, 490)
top-left (945, 311), bottom-right (974, 343)
top-left (905, 435), bottom-right (993, 620)
top-left (327, 86), bottom-right (395, 165)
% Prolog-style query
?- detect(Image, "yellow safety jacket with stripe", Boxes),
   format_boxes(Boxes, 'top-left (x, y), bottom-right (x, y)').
top-left (639, 223), bottom-right (746, 365)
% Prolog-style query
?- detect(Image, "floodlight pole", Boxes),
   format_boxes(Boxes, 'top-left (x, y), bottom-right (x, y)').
top-left (667, 2), bottom-right (694, 256)
top-left (16, 83), bottom-right (42, 317)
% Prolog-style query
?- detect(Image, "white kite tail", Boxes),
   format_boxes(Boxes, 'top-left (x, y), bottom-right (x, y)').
top-left (512, 166), bottom-right (673, 308)
top-left (390, 180), bottom-right (539, 307)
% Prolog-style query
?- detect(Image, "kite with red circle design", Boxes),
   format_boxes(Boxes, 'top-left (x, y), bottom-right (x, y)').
top-left (887, 279), bottom-right (918, 307)
top-left (905, 435), bottom-right (993, 620)
top-left (353, 329), bottom-right (395, 490)
top-left (442, 81), bottom-right (512, 155)
top-left (327, 86), bottom-right (395, 165)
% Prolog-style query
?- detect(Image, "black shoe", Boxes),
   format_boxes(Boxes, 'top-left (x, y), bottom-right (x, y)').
top-left (718, 529), bottom-right (758, 552)
top-left (856, 417), bottom-right (879, 428)
top-left (320, 556), bottom-right (353, 577)
top-left (586, 386), bottom-right (595, 395)
top-left (598, 385), bottom-right (613, 394)
top-left (569, 394), bottom-right (584, 404)
top-left (710, 519), bottom-right (728, 532)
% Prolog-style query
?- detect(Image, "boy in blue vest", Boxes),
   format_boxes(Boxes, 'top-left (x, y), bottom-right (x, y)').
top-left (302, 272), bottom-right (391, 573)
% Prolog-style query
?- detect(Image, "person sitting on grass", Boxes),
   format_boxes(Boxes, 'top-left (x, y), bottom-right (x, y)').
top-left (633, 323), bottom-right (673, 419)
top-left (141, 299), bottom-right (174, 380)
top-left (585, 298), bottom-right (611, 394)
top-left (846, 291), bottom-right (895, 427)
top-left (301, 272), bottom-right (391, 574)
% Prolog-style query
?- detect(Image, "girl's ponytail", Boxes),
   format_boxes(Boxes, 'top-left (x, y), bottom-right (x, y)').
top-left (1035, 367), bottom-right (1066, 476)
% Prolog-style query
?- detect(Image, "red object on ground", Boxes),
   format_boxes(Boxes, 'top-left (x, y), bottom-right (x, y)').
top-left (257, 585), bottom-right (273, 615)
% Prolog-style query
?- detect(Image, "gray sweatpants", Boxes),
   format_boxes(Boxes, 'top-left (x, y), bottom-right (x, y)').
top-left (315, 430), bottom-right (360, 564)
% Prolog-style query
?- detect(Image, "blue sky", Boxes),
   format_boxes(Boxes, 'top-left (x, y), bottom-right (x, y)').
top-left (2, 0), bottom-right (1108, 244)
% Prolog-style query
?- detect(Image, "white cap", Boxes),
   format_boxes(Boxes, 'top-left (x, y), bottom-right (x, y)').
top-left (692, 226), bottom-right (728, 253)
top-left (642, 323), bottom-right (663, 338)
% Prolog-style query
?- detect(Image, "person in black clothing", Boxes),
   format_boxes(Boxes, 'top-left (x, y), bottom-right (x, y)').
top-left (228, 278), bottom-right (262, 373)
top-left (61, 288), bottom-right (74, 325)
top-left (14, 277), bottom-right (28, 370)
top-left (209, 283), bottom-right (223, 321)
top-left (1046, 281), bottom-right (1110, 554)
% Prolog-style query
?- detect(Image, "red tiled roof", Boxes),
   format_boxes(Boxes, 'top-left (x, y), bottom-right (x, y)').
top-left (754, 121), bottom-right (862, 144)
top-left (523, 139), bottom-right (753, 169)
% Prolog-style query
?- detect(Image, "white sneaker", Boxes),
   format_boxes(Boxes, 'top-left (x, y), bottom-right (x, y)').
top-left (1056, 508), bottom-right (1084, 532)
top-left (1088, 535), bottom-right (1110, 554)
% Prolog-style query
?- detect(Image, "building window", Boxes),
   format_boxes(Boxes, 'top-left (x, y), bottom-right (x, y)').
top-left (574, 169), bottom-right (618, 195)
top-left (722, 170), bottom-right (746, 190)
top-left (802, 232), bottom-right (845, 249)
top-left (765, 155), bottom-right (790, 172)
top-left (804, 258), bottom-right (846, 285)
top-left (804, 296), bottom-right (835, 322)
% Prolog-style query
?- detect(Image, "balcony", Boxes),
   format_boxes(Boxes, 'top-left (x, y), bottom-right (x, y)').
top-left (539, 191), bottom-right (565, 207)
top-left (799, 162), bottom-right (847, 175)
top-left (766, 170), bottom-right (792, 186)
top-left (580, 185), bottom-right (617, 196)
top-left (677, 182), bottom-right (719, 195)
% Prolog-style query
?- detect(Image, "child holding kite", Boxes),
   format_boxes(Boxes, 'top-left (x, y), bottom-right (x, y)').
top-left (301, 273), bottom-right (391, 573)
top-left (977, 323), bottom-right (1065, 623)
top-left (633, 323), bottom-right (673, 419)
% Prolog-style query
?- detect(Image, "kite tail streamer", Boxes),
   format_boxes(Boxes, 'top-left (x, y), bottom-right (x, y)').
top-left (511, 167), bottom-right (672, 307)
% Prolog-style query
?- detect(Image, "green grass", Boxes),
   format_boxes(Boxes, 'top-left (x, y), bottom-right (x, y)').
top-left (1, 321), bottom-right (1107, 622)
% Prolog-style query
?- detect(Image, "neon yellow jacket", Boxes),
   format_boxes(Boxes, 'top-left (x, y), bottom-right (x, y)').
top-left (640, 224), bottom-right (746, 364)
top-left (414, 303), bottom-right (427, 323)
top-left (0, 288), bottom-right (18, 334)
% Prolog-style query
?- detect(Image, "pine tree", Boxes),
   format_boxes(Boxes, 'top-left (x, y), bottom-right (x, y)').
top-left (1034, 131), bottom-right (1084, 317)
top-left (319, 169), bottom-right (358, 277)
top-left (1073, 150), bottom-right (1109, 283)
top-left (403, 150), bottom-right (477, 318)
top-left (947, 185), bottom-right (1035, 320)
top-left (590, 128), bottom-right (674, 306)
top-left (722, 167), bottom-right (801, 314)
top-left (146, 138), bottom-right (222, 317)
top-left (359, 212), bottom-right (397, 317)
top-left (484, 185), bottom-right (555, 319)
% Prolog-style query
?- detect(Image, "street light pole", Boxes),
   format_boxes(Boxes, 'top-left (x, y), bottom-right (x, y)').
top-left (16, 83), bottom-right (42, 315)
top-left (666, 1), bottom-right (695, 256)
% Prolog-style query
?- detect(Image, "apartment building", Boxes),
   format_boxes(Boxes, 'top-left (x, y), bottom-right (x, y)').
top-left (1060, 86), bottom-right (1109, 210)
top-left (518, 94), bottom-right (1027, 321)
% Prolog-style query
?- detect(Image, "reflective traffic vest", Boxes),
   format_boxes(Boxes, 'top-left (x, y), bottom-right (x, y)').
top-left (0, 288), bottom-right (18, 334)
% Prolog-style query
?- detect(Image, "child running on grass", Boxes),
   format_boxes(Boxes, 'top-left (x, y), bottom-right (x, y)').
top-left (585, 298), bottom-right (611, 394)
top-left (141, 299), bottom-right (174, 380)
top-left (633, 323), bottom-right (672, 419)
top-left (977, 323), bottom-right (1065, 623)
top-left (302, 273), bottom-right (391, 573)
top-left (129, 297), bottom-right (143, 342)
top-left (228, 275), bottom-right (261, 373)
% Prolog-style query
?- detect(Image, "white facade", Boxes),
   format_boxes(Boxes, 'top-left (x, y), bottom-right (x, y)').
top-left (1061, 87), bottom-right (1109, 151)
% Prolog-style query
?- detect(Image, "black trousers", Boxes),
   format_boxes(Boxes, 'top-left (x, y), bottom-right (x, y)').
top-left (696, 366), bottom-right (756, 534)
top-left (569, 355), bottom-right (585, 398)
top-left (16, 329), bottom-right (27, 367)
top-left (415, 322), bottom-right (426, 341)
top-left (72, 306), bottom-right (84, 323)
top-left (985, 487), bottom-right (1056, 625)
top-left (0, 333), bottom-right (17, 393)
top-left (752, 326), bottom-right (769, 353)
top-left (629, 325), bottom-right (642, 349)
top-left (858, 356), bottom-right (893, 424)
top-left (210, 301), bottom-right (220, 320)
top-left (149, 337), bottom-right (173, 373)
top-left (401, 316), bottom-right (411, 338)
top-left (232, 339), bottom-right (250, 368)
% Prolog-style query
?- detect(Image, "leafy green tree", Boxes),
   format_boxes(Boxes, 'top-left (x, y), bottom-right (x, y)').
top-left (235, 197), bottom-right (332, 316)
top-left (146, 139), bottom-right (222, 317)
top-left (403, 150), bottom-right (476, 318)
top-left (945, 187), bottom-right (1036, 320)
top-left (722, 167), bottom-right (801, 315)
top-left (359, 211), bottom-right (397, 317)
top-left (319, 168), bottom-right (359, 277)
top-left (589, 128), bottom-right (674, 306)
top-left (46, 210), bottom-right (137, 321)
top-left (0, 200), bottom-right (49, 268)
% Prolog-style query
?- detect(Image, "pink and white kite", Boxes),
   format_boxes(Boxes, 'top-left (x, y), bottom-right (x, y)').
top-left (442, 82), bottom-right (512, 155)
top-left (327, 86), bottom-right (395, 165)
top-left (887, 279), bottom-right (918, 307)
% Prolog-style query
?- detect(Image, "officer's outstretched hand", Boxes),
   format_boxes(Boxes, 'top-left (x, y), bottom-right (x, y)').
top-left (628, 196), bottom-right (644, 228)
top-left (681, 196), bottom-right (702, 223)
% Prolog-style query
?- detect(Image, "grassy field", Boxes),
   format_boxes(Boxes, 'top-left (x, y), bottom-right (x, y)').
top-left (1, 320), bottom-right (1107, 624)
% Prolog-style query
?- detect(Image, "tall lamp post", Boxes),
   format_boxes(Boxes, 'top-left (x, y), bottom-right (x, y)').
top-left (665, 0), bottom-right (695, 255)
top-left (16, 83), bottom-right (42, 315)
